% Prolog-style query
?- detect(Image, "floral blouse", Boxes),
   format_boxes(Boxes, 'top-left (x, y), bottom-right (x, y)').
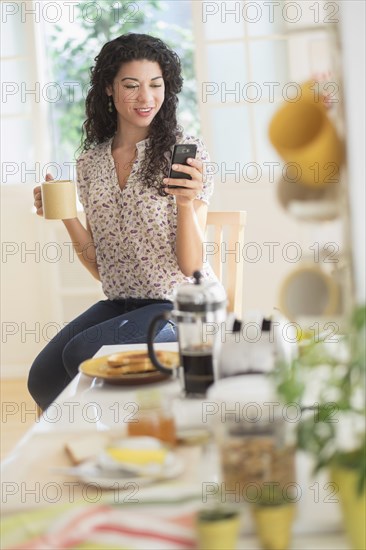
top-left (76, 134), bottom-right (217, 300)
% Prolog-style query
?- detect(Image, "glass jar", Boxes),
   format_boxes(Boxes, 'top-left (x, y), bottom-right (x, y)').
top-left (126, 389), bottom-right (176, 447)
top-left (206, 375), bottom-right (296, 504)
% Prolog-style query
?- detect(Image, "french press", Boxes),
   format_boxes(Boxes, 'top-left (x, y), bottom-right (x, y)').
top-left (147, 271), bottom-right (227, 395)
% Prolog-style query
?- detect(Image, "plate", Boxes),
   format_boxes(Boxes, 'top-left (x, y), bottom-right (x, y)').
top-left (79, 350), bottom-right (178, 385)
top-left (77, 455), bottom-right (183, 489)
top-left (53, 437), bottom-right (185, 489)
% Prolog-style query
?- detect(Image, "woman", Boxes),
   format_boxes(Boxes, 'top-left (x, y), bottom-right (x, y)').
top-left (29, 33), bottom-right (216, 410)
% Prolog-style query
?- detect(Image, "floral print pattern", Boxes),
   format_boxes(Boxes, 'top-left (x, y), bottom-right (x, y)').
top-left (76, 135), bottom-right (216, 300)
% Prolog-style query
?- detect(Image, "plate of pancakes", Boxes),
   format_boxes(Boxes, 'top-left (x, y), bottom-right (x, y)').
top-left (79, 350), bottom-right (178, 385)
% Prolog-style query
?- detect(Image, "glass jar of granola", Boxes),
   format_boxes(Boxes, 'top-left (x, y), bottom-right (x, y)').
top-left (206, 375), bottom-right (296, 504)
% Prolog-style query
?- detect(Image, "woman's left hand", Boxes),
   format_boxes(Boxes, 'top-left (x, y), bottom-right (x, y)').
top-left (162, 158), bottom-right (203, 207)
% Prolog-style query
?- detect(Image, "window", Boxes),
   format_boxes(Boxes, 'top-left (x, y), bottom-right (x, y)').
top-left (190, 0), bottom-right (342, 313)
top-left (192, 0), bottom-right (337, 186)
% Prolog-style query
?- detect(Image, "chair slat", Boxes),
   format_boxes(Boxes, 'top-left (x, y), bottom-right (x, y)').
top-left (206, 211), bottom-right (246, 319)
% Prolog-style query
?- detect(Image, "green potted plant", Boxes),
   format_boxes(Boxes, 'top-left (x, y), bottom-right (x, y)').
top-left (250, 484), bottom-right (296, 550)
top-left (274, 305), bottom-right (366, 550)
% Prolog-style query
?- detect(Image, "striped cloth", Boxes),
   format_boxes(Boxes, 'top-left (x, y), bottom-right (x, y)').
top-left (1, 490), bottom-right (203, 550)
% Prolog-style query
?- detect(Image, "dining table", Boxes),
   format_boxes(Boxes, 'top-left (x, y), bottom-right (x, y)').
top-left (0, 343), bottom-right (350, 549)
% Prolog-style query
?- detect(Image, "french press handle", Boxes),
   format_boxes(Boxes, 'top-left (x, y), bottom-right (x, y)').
top-left (147, 311), bottom-right (179, 375)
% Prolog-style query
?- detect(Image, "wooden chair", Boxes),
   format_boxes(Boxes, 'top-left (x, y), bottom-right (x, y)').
top-left (206, 211), bottom-right (247, 319)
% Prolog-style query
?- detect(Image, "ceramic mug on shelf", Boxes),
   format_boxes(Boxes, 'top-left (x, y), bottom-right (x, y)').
top-left (279, 265), bottom-right (340, 319)
top-left (269, 99), bottom-right (344, 188)
top-left (276, 175), bottom-right (340, 222)
top-left (41, 179), bottom-right (77, 220)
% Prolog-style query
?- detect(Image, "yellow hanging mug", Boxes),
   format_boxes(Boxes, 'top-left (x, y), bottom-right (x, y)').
top-left (269, 88), bottom-right (344, 187)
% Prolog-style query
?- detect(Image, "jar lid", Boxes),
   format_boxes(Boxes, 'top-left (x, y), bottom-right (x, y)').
top-left (174, 271), bottom-right (227, 312)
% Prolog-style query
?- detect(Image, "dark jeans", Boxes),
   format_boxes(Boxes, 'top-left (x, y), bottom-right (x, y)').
top-left (28, 298), bottom-right (176, 410)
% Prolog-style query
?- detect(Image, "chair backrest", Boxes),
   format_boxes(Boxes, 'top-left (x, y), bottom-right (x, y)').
top-left (205, 211), bottom-right (247, 319)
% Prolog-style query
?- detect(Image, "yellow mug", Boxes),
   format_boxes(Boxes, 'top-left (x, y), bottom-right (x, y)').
top-left (41, 180), bottom-right (77, 220)
top-left (269, 99), bottom-right (344, 187)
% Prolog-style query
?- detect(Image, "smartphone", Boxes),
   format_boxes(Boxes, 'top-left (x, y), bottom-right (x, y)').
top-left (167, 143), bottom-right (197, 188)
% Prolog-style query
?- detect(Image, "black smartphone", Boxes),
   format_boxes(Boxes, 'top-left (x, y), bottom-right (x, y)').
top-left (167, 143), bottom-right (197, 188)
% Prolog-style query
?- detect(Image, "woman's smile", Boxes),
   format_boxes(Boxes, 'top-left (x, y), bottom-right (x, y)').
top-left (134, 107), bottom-right (154, 117)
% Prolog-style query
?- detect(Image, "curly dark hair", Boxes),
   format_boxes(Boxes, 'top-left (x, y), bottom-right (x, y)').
top-left (81, 33), bottom-right (184, 193)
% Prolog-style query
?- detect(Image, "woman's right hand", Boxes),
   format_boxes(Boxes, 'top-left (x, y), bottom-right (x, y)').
top-left (33, 173), bottom-right (53, 216)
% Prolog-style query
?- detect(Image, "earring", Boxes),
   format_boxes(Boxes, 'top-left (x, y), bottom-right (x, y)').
top-left (108, 96), bottom-right (113, 113)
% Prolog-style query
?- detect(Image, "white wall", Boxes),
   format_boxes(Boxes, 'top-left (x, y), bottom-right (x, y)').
top-left (339, 1), bottom-right (366, 304)
top-left (1, 186), bottom-right (54, 374)
top-left (1, 191), bottom-right (104, 377)
top-left (0, 185), bottom-right (104, 376)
